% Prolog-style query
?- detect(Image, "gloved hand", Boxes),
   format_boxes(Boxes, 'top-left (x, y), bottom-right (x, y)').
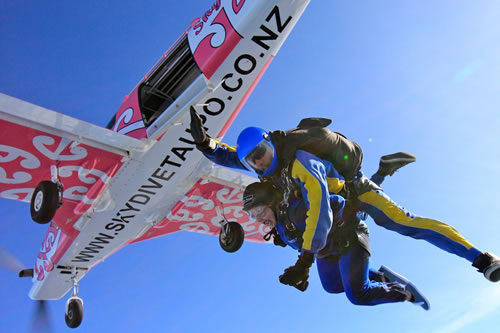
top-left (293, 280), bottom-right (309, 292)
top-left (190, 109), bottom-right (212, 151)
top-left (273, 233), bottom-right (287, 247)
top-left (279, 251), bottom-right (314, 292)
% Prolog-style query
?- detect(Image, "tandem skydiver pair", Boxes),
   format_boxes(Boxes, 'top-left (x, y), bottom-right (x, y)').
top-left (190, 110), bottom-right (500, 309)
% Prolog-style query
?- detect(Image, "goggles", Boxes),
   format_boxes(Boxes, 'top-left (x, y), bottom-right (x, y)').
top-left (247, 205), bottom-right (268, 220)
top-left (243, 140), bottom-right (275, 174)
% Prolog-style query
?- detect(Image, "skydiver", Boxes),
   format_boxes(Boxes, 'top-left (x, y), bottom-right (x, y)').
top-left (242, 181), bottom-right (430, 309)
top-left (190, 110), bottom-right (500, 283)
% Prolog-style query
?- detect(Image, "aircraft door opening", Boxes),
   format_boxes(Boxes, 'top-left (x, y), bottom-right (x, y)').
top-left (138, 35), bottom-right (201, 126)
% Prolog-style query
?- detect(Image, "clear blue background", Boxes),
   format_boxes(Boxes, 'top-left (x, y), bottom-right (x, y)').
top-left (1, 1), bottom-right (500, 332)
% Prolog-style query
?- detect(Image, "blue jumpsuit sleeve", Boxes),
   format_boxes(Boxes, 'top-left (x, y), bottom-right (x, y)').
top-left (275, 224), bottom-right (301, 250)
top-left (201, 139), bottom-right (248, 171)
top-left (329, 194), bottom-right (345, 224)
top-left (290, 150), bottom-right (341, 253)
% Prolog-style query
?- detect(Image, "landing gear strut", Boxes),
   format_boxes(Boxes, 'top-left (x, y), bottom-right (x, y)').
top-left (218, 220), bottom-right (244, 253)
top-left (65, 271), bottom-right (84, 329)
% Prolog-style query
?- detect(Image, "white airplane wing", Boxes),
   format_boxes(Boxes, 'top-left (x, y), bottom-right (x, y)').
top-left (0, 93), bottom-right (144, 224)
top-left (130, 164), bottom-right (269, 245)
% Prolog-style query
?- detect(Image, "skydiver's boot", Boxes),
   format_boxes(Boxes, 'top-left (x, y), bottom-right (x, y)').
top-left (377, 152), bottom-right (417, 177)
top-left (472, 252), bottom-right (500, 282)
top-left (369, 269), bottom-right (387, 283)
top-left (378, 265), bottom-right (430, 310)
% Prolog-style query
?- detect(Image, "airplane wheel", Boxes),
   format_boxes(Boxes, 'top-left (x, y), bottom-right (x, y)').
top-left (219, 222), bottom-right (244, 253)
top-left (65, 298), bottom-right (83, 329)
top-left (30, 181), bottom-right (59, 224)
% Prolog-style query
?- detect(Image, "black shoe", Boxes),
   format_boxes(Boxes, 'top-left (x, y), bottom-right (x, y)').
top-left (472, 252), bottom-right (500, 282)
top-left (378, 152), bottom-right (417, 176)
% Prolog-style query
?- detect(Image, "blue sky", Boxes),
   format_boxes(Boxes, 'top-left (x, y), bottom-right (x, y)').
top-left (1, 0), bottom-right (500, 332)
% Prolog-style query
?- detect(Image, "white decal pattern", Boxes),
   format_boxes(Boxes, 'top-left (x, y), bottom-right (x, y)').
top-left (0, 120), bottom-right (123, 236)
top-left (33, 136), bottom-right (88, 161)
top-left (138, 180), bottom-right (268, 243)
top-left (0, 187), bottom-right (34, 201)
top-left (34, 224), bottom-right (62, 281)
top-left (0, 144), bottom-right (41, 184)
top-left (58, 165), bottom-right (111, 184)
top-left (112, 107), bottom-right (145, 135)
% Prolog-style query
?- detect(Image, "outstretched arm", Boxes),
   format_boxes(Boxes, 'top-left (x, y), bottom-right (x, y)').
top-left (202, 140), bottom-right (247, 170)
top-left (190, 108), bottom-right (247, 170)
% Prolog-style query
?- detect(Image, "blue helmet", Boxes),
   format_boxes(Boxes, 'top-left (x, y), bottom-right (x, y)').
top-left (236, 127), bottom-right (278, 176)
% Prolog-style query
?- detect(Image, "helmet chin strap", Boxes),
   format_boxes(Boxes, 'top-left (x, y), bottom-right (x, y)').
top-left (263, 227), bottom-right (278, 241)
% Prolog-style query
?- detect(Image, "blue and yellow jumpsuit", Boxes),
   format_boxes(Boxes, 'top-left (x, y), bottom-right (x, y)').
top-left (203, 140), bottom-right (482, 263)
top-left (350, 171), bottom-right (481, 262)
top-left (277, 151), bottom-right (409, 305)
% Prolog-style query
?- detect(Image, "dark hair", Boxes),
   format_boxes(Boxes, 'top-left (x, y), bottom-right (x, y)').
top-left (242, 181), bottom-right (281, 211)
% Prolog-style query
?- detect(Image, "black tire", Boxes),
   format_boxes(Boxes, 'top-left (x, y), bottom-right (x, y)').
top-left (65, 299), bottom-right (83, 329)
top-left (30, 181), bottom-right (59, 224)
top-left (219, 222), bottom-right (244, 253)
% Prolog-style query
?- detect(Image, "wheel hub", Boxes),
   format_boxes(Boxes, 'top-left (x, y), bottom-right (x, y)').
top-left (34, 191), bottom-right (44, 212)
top-left (220, 228), bottom-right (233, 245)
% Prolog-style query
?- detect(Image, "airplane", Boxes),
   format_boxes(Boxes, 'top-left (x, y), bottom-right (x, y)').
top-left (0, 0), bottom-right (311, 328)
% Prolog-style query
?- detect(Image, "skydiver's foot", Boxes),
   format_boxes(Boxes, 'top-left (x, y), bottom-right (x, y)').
top-left (472, 252), bottom-right (500, 282)
top-left (377, 152), bottom-right (417, 177)
top-left (379, 265), bottom-right (430, 310)
top-left (405, 289), bottom-right (415, 302)
top-left (369, 270), bottom-right (387, 283)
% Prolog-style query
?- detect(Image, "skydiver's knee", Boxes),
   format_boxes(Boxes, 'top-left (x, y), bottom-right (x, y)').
top-left (320, 281), bottom-right (343, 294)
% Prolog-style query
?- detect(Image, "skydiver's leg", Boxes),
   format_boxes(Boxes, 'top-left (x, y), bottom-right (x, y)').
top-left (370, 152), bottom-right (417, 186)
top-left (316, 256), bottom-right (344, 294)
top-left (335, 244), bottom-right (408, 306)
top-left (353, 175), bottom-right (500, 282)
top-left (357, 189), bottom-right (482, 263)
